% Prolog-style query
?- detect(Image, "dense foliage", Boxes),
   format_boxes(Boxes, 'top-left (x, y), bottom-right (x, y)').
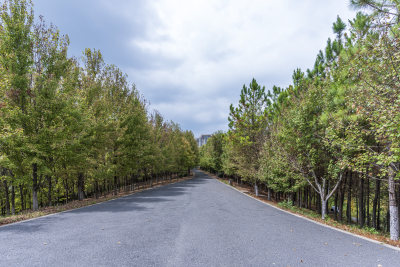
top-left (200, 0), bottom-right (400, 240)
top-left (0, 0), bottom-right (198, 214)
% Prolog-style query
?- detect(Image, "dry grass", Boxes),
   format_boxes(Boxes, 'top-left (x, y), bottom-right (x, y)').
top-left (203, 171), bottom-right (400, 249)
top-left (0, 176), bottom-right (192, 227)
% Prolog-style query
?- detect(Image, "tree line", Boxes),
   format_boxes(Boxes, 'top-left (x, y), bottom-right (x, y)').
top-left (200, 0), bottom-right (400, 240)
top-left (0, 0), bottom-right (198, 215)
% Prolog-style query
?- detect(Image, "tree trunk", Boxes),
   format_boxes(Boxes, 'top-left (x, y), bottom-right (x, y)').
top-left (11, 185), bottom-right (15, 215)
top-left (339, 173), bottom-right (346, 222)
top-left (334, 190), bottom-right (338, 220)
top-left (19, 184), bottom-right (24, 211)
top-left (372, 178), bottom-right (380, 229)
top-left (3, 180), bottom-right (10, 216)
top-left (388, 165), bottom-right (399, 240)
top-left (347, 172), bottom-right (352, 224)
top-left (308, 173), bottom-right (343, 220)
top-left (32, 163), bottom-right (39, 211)
top-left (377, 187), bottom-right (381, 230)
top-left (254, 182), bottom-right (259, 197)
top-left (95, 180), bottom-right (99, 199)
top-left (366, 174), bottom-right (370, 226)
top-left (356, 190), bottom-right (359, 224)
top-left (267, 188), bottom-right (271, 201)
top-left (359, 174), bottom-right (365, 228)
top-left (0, 198), bottom-right (3, 216)
top-left (320, 179), bottom-right (327, 219)
top-left (114, 175), bottom-right (118, 196)
top-left (325, 180), bottom-right (329, 215)
top-left (321, 198), bottom-right (327, 220)
top-left (46, 175), bottom-right (52, 206)
top-left (316, 193), bottom-right (321, 214)
top-left (386, 209), bottom-right (390, 233)
top-left (297, 190), bottom-right (301, 208)
top-left (398, 184), bottom-right (400, 237)
top-left (304, 187), bottom-right (308, 209)
top-left (77, 172), bottom-right (84, 201)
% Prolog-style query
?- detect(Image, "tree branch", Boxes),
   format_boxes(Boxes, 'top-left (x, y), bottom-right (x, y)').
top-left (326, 172), bottom-right (344, 200)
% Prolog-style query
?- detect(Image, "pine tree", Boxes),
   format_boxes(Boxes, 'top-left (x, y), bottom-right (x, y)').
top-left (228, 79), bottom-right (269, 196)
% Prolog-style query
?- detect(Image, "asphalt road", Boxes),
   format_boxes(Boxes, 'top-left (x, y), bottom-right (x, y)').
top-left (1, 170), bottom-right (400, 267)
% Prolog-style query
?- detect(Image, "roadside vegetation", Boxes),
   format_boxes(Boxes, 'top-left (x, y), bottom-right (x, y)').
top-left (200, 0), bottom-right (400, 241)
top-left (0, 0), bottom-right (198, 220)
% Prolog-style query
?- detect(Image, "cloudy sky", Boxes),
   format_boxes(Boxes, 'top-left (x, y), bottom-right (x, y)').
top-left (34, 0), bottom-right (356, 137)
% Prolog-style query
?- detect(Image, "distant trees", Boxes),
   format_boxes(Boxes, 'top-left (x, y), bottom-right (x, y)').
top-left (200, 1), bottom-right (400, 240)
top-left (199, 131), bottom-right (224, 175)
top-left (0, 0), bottom-right (198, 214)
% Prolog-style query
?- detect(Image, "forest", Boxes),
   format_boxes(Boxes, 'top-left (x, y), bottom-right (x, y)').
top-left (0, 1), bottom-right (198, 216)
top-left (199, 0), bottom-right (400, 240)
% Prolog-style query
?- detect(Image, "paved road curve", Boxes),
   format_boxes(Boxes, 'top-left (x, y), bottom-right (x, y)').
top-left (1, 170), bottom-right (400, 266)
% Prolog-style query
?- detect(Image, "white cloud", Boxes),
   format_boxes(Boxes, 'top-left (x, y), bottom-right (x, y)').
top-left (35, 0), bottom-right (356, 137)
top-left (122, 0), bottom-right (356, 136)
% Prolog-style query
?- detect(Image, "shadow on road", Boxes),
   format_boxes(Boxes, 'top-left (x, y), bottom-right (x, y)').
top-left (0, 214), bottom-right (65, 233)
top-left (0, 173), bottom-right (211, 233)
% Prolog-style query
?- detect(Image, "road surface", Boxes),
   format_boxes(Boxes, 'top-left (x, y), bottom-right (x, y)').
top-left (1, 170), bottom-right (399, 266)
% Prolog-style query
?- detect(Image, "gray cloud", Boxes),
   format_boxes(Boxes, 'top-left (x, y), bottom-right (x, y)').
top-left (34, 0), bottom-right (356, 137)
top-left (35, 0), bottom-right (153, 67)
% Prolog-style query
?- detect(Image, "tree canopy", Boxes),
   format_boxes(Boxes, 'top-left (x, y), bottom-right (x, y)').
top-left (200, 0), bottom-right (400, 240)
top-left (0, 0), bottom-right (198, 215)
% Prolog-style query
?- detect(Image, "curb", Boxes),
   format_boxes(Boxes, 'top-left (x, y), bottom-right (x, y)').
top-left (211, 173), bottom-right (400, 253)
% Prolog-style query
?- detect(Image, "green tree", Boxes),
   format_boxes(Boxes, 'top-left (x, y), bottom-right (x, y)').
top-left (228, 79), bottom-right (269, 196)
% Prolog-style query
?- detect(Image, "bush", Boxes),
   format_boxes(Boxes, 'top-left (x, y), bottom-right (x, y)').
top-left (363, 226), bottom-right (379, 235)
top-left (278, 200), bottom-right (294, 209)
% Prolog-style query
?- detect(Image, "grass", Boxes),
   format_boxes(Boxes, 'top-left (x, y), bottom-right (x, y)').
top-left (278, 200), bottom-right (320, 219)
top-left (0, 175), bottom-right (193, 227)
